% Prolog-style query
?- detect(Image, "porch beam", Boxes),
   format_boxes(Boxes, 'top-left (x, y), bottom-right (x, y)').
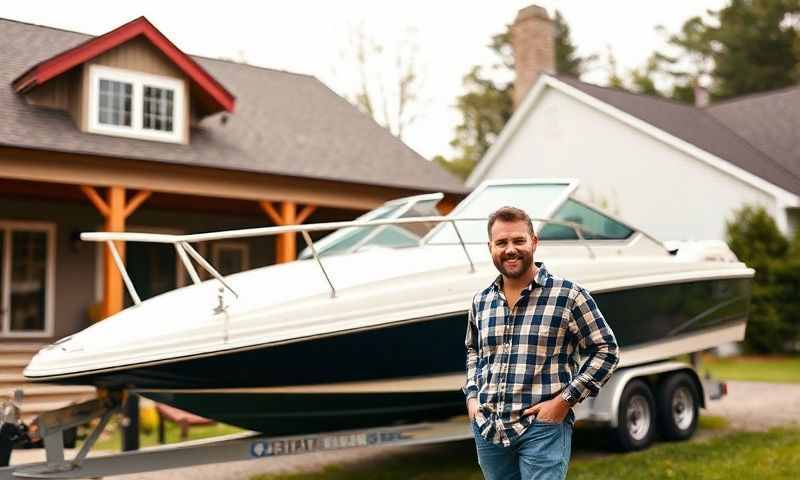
top-left (295, 204), bottom-right (317, 225)
top-left (123, 190), bottom-right (152, 218)
top-left (277, 201), bottom-right (297, 263)
top-left (258, 201), bottom-right (284, 225)
top-left (80, 185), bottom-right (110, 217)
top-left (103, 186), bottom-right (126, 318)
top-left (80, 185), bottom-right (152, 319)
top-left (258, 201), bottom-right (318, 264)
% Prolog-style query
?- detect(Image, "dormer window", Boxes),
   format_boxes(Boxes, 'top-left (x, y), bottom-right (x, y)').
top-left (98, 79), bottom-right (133, 127)
top-left (88, 65), bottom-right (184, 143)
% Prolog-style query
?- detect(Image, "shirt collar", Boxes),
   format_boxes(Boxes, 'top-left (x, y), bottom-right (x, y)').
top-left (492, 261), bottom-right (549, 293)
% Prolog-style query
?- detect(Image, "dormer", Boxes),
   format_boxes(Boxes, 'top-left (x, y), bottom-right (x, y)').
top-left (12, 17), bottom-right (235, 145)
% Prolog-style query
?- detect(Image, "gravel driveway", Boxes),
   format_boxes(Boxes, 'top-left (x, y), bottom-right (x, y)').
top-left (9, 381), bottom-right (800, 479)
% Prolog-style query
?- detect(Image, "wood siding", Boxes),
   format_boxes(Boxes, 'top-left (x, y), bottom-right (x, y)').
top-left (90, 36), bottom-right (184, 78)
top-left (24, 66), bottom-right (83, 127)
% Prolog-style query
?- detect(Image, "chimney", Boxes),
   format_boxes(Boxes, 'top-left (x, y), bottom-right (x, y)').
top-left (693, 82), bottom-right (710, 108)
top-left (511, 5), bottom-right (555, 109)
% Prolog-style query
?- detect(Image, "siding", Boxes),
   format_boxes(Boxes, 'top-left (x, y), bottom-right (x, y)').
top-left (479, 87), bottom-right (778, 241)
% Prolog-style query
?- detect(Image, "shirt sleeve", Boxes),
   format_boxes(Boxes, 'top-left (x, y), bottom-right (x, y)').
top-left (565, 287), bottom-right (620, 404)
top-left (462, 299), bottom-right (480, 400)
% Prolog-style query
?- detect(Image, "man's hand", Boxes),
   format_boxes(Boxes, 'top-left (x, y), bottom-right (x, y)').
top-left (467, 397), bottom-right (479, 421)
top-left (522, 395), bottom-right (570, 423)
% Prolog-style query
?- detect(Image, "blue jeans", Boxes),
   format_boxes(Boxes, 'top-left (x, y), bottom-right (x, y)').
top-left (472, 419), bottom-right (572, 480)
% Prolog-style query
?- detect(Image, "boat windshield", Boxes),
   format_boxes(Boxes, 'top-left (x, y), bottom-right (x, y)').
top-left (538, 199), bottom-right (634, 240)
top-left (425, 182), bottom-right (572, 245)
top-left (298, 195), bottom-right (442, 258)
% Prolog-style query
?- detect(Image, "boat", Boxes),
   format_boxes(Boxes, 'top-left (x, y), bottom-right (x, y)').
top-left (22, 179), bottom-right (754, 436)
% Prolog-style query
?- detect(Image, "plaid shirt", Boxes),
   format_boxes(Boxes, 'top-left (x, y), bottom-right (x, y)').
top-left (463, 262), bottom-right (619, 446)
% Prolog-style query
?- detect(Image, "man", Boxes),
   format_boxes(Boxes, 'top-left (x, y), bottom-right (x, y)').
top-left (464, 206), bottom-right (619, 480)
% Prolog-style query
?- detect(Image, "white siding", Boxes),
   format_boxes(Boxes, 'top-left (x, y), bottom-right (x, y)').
top-left (479, 87), bottom-right (779, 241)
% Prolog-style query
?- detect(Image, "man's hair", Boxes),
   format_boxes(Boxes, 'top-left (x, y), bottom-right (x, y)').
top-left (487, 206), bottom-right (535, 240)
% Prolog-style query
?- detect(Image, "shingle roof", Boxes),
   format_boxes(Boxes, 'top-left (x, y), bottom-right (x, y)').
top-left (0, 18), bottom-right (466, 193)
top-left (706, 86), bottom-right (800, 179)
top-left (553, 75), bottom-right (800, 196)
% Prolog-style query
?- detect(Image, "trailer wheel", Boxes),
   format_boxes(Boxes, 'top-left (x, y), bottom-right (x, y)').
top-left (656, 372), bottom-right (699, 441)
top-left (611, 379), bottom-right (656, 451)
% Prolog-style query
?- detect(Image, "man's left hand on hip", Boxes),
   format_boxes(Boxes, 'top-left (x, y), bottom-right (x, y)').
top-left (523, 395), bottom-right (570, 423)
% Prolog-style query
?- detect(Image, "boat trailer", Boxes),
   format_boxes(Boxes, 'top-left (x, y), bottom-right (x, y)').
top-left (0, 390), bottom-right (473, 479)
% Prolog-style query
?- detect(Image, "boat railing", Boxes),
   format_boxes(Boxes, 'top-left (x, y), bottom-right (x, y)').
top-left (81, 216), bottom-right (597, 306)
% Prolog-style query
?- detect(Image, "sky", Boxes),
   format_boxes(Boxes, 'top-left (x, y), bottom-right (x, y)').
top-left (0, 0), bottom-right (728, 159)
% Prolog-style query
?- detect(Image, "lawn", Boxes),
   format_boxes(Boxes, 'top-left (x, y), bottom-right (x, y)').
top-left (249, 426), bottom-right (800, 480)
top-left (78, 415), bottom-right (243, 451)
top-left (700, 354), bottom-right (800, 384)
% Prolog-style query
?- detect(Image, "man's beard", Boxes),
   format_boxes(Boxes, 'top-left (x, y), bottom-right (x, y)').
top-left (493, 250), bottom-right (533, 279)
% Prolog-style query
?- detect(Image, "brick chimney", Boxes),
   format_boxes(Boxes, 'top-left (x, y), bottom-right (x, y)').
top-left (511, 5), bottom-right (555, 109)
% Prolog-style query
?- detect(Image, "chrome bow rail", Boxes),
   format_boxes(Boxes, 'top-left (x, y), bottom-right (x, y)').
top-left (81, 216), bottom-right (598, 305)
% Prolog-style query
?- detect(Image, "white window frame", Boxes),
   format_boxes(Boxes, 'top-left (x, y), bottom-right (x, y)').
top-left (211, 241), bottom-right (251, 276)
top-left (0, 220), bottom-right (56, 338)
top-left (87, 65), bottom-right (185, 144)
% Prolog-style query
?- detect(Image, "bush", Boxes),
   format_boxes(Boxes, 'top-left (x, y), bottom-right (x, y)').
top-left (726, 206), bottom-right (800, 353)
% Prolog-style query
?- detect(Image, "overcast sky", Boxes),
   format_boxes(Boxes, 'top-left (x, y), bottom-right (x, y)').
top-left (1, 0), bottom-right (728, 159)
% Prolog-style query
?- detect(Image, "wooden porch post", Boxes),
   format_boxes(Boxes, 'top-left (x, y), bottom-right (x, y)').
top-left (259, 200), bottom-right (317, 263)
top-left (81, 185), bottom-right (152, 319)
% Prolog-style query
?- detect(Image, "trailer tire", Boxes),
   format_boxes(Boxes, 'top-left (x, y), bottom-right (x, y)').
top-left (656, 372), bottom-right (699, 441)
top-left (611, 379), bottom-right (656, 452)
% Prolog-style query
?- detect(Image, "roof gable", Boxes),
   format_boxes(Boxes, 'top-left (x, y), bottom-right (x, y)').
top-left (12, 16), bottom-right (235, 114)
top-left (468, 74), bottom-right (800, 202)
top-left (0, 18), bottom-right (465, 194)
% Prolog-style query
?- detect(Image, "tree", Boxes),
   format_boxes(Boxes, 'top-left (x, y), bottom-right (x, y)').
top-left (437, 10), bottom-right (592, 180)
top-left (648, 0), bottom-right (800, 102)
top-left (725, 205), bottom-right (799, 353)
top-left (604, 47), bottom-right (626, 90)
top-left (343, 24), bottom-right (425, 141)
top-left (554, 10), bottom-right (595, 77)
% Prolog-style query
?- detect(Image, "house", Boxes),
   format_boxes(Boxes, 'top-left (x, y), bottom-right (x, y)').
top-left (0, 16), bottom-right (464, 416)
top-left (467, 5), bottom-right (800, 242)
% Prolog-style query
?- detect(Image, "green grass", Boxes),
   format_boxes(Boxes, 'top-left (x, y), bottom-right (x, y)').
top-left (700, 355), bottom-right (800, 383)
top-left (79, 416), bottom-right (243, 452)
top-left (249, 426), bottom-right (800, 480)
top-left (568, 428), bottom-right (800, 480)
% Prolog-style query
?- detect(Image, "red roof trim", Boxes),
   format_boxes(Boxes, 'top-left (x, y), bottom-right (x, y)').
top-left (13, 17), bottom-right (235, 113)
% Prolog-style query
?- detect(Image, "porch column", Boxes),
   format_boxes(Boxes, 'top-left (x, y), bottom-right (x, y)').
top-left (259, 200), bottom-right (317, 263)
top-left (437, 197), bottom-right (458, 215)
top-left (81, 185), bottom-right (152, 318)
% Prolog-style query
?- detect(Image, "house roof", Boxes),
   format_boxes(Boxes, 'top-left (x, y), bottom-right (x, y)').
top-left (0, 18), bottom-right (466, 194)
top-left (706, 86), bottom-right (800, 180)
top-left (550, 75), bottom-right (800, 198)
top-left (13, 16), bottom-right (235, 114)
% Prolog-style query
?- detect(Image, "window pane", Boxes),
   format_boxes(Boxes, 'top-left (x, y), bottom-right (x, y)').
top-left (539, 199), bottom-right (634, 240)
top-left (429, 183), bottom-right (569, 244)
top-left (357, 227), bottom-right (419, 251)
top-left (142, 85), bottom-right (175, 132)
top-left (9, 230), bottom-right (47, 332)
top-left (315, 204), bottom-right (405, 257)
top-left (97, 78), bottom-right (133, 127)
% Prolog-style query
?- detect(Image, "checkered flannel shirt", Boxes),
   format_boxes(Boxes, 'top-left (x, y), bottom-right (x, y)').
top-left (463, 262), bottom-right (619, 446)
